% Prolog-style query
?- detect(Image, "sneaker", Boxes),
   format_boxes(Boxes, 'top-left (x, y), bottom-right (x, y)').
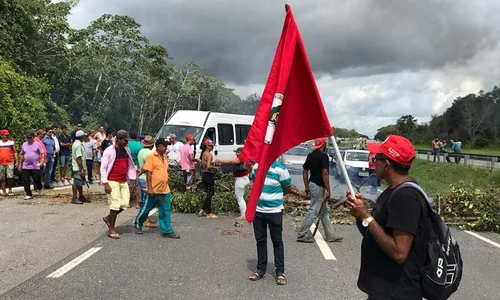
top-left (134, 227), bottom-right (143, 235)
top-left (326, 236), bottom-right (343, 243)
top-left (80, 197), bottom-right (91, 203)
top-left (72, 198), bottom-right (83, 205)
top-left (24, 196), bottom-right (32, 200)
top-left (44, 185), bottom-right (53, 190)
top-left (296, 233), bottom-right (315, 243)
top-left (161, 232), bottom-right (180, 239)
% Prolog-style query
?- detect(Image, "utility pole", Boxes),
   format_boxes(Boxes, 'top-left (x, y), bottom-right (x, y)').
top-left (197, 93), bottom-right (201, 111)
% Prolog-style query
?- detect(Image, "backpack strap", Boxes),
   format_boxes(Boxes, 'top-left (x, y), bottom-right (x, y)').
top-left (388, 181), bottom-right (433, 207)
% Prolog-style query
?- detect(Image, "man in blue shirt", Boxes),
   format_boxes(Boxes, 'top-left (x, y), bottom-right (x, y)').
top-left (450, 139), bottom-right (462, 164)
top-left (42, 128), bottom-right (56, 189)
top-left (58, 126), bottom-right (72, 182)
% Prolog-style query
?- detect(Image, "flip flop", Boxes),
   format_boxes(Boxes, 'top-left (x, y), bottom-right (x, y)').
top-left (107, 233), bottom-right (121, 239)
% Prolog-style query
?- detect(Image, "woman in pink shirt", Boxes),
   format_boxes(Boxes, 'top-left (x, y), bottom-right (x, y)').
top-left (179, 134), bottom-right (199, 189)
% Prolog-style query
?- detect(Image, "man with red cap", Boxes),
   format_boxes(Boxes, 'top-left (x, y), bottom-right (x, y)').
top-left (0, 129), bottom-right (18, 197)
top-left (346, 135), bottom-right (429, 300)
top-left (297, 138), bottom-right (342, 243)
top-left (179, 134), bottom-right (199, 189)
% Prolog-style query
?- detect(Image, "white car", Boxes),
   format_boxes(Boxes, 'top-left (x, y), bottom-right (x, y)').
top-left (335, 149), bottom-right (370, 183)
top-left (279, 146), bottom-right (310, 173)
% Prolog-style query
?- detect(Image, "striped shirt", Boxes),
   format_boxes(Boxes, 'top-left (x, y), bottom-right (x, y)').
top-left (0, 140), bottom-right (15, 165)
top-left (250, 161), bottom-right (292, 213)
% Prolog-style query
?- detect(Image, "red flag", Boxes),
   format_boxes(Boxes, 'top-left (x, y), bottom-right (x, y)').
top-left (240, 4), bottom-right (334, 223)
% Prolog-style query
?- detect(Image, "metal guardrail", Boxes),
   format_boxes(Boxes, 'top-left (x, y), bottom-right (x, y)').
top-left (415, 150), bottom-right (499, 171)
top-left (415, 149), bottom-right (500, 162)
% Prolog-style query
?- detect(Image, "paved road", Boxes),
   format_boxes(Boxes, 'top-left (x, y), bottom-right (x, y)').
top-left (1, 174), bottom-right (499, 300)
top-left (2, 213), bottom-right (499, 300)
top-left (416, 153), bottom-right (499, 169)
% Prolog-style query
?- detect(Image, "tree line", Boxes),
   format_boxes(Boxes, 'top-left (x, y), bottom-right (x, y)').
top-left (0, 0), bottom-right (260, 146)
top-left (374, 85), bottom-right (500, 147)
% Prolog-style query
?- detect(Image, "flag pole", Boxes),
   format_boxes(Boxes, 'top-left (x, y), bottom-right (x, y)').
top-left (328, 136), bottom-right (357, 197)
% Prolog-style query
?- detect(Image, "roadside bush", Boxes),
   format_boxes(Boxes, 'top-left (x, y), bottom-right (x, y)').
top-left (438, 182), bottom-right (500, 233)
top-left (170, 169), bottom-right (240, 215)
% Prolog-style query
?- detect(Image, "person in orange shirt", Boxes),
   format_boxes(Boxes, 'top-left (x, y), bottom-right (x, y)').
top-left (134, 138), bottom-right (180, 239)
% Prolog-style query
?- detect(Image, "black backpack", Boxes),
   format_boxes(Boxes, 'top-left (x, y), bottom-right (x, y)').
top-left (390, 182), bottom-right (463, 300)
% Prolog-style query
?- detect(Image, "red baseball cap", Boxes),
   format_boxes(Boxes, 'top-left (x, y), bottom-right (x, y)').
top-left (312, 138), bottom-right (326, 150)
top-left (378, 135), bottom-right (415, 167)
top-left (186, 134), bottom-right (194, 141)
top-left (1, 129), bottom-right (9, 136)
top-left (204, 139), bottom-right (214, 147)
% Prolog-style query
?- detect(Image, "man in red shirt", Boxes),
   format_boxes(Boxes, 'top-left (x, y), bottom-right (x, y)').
top-left (100, 130), bottom-right (137, 239)
top-left (0, 129), bottom-right (18, 196)
top-left (367, 143), bottom-right (380, 194)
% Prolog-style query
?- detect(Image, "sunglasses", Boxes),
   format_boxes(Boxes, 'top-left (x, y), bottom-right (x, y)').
top-left (373, 156), bottom-right (388, 163)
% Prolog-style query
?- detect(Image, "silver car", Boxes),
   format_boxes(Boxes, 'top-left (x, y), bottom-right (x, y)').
top-left (279, 146), bottom-right (311, 173)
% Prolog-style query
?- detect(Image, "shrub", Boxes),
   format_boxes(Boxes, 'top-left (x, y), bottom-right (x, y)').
top-left (438, 182), bottom-right (500, 232)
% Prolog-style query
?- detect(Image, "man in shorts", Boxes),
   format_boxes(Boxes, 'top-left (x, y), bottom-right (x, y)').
top-left (101, 130), bottom-right (137, 239)
top-left (58, 126), bottom-right (72, 182)
top-left (71, 130), bottom-right (89, 205)
top-left (0, 129), bottom-right (18, 197)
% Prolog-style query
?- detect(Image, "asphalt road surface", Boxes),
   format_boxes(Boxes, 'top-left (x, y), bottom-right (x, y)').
top-left (1, 176), bottom-right (499, 300)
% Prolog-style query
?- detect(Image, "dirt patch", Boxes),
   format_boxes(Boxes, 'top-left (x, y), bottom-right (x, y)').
top-left (220, 229), bottom-right (244, 236)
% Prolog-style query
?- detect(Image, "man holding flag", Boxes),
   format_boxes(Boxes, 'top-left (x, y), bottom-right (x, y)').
top-left (240, 4), bottom-right (342, 285)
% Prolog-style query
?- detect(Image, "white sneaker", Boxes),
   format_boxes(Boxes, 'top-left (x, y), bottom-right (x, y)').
top-left (24, 196), bottom-right (32, 200)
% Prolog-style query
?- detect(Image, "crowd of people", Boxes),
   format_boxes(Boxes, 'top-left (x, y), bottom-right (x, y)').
top-left (1, 124), bottom-right (453, 297)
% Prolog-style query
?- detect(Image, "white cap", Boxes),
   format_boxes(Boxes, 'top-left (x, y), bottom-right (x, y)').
top-left (75, 130), bottom-right (86, 138)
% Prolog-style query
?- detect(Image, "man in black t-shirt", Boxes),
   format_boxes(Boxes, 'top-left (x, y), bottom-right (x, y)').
top-left (346, 135), bottom-right (428, 300)
top-left (297, 138), bottom-right (342, 243)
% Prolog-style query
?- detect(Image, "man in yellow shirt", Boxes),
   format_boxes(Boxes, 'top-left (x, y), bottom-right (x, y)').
top-left (134, 138), bottom-right (179, 239)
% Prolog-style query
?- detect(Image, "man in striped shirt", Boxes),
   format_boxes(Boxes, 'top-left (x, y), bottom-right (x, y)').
top-left (248, 160), bottom-right (292, 286)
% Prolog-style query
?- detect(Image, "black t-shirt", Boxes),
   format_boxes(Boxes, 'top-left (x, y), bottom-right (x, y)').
top-left (302, 149), bottom-right (329, 187)
top-left (358, 181), bottom-right (429, 300)
top-left (101, 140), bottom-right (113, 153)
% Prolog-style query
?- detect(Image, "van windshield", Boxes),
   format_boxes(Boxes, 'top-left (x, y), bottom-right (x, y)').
top-left (155, 124), bottom-right (204, 142)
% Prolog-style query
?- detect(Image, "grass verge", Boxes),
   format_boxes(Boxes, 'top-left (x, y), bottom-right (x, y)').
top-left (413, 144), bottom-right (500, 157)
top-left (410, 159), bottom-right (500, 196)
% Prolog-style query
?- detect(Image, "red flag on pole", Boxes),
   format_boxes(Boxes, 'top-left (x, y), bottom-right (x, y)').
top-left (240, 4), bottom-right (334, 223)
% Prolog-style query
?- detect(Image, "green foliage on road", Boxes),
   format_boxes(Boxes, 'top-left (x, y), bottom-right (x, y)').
top-left (411, 159), bottom-right (500, 232)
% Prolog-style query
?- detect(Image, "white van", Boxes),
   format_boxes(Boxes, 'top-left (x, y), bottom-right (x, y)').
top-left (155, 110), bottom-right (254, 161)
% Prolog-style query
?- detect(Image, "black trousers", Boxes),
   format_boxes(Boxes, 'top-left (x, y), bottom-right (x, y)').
top-left (202, 172), bottom-right (215, 214)
top-left (86, 160), bottom-right (93, 183)
top-left (253, 211), bottom-right (285, 275)
top-left (21, 169), bottom-right (42, 196)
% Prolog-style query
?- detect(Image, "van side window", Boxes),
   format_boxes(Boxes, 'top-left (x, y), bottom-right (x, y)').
top-left (217, 124), bottom-right (234, 145)
top-left (203, 127), bottom-right (216, 145)
top-left (235, 124), bottom-right (251, 145)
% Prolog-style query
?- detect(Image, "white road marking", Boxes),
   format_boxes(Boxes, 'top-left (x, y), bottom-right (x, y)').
top-left (310, 224), bottom-right (337, 260)
top-left (47, 247), bottom-right (102, 278)
top-left (464, 231), bottom-right (500, 249)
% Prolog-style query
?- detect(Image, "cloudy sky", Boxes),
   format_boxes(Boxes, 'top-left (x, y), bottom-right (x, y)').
top-left (68, 0), bottom-right (500, 137)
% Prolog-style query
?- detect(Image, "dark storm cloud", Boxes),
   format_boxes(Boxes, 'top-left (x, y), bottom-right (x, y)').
top-left (72, 0), bottom-right (499, 85)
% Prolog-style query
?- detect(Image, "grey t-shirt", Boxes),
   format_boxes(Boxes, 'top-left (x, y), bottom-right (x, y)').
top-left (83, 140), bottom-right (97, 160)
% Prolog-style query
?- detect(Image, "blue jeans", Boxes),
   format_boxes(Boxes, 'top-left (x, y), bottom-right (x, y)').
top-left (298, 182), bottom-right (335, 239)
top-left (137, 178), bottom-right (147, 204)
top-left (135, 193), bottom-right (173, 234)
top-left (44, 155), bottom-right (54, 187)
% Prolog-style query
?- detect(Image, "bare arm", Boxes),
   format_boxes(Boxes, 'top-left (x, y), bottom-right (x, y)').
top-left (302, 169), bottom-right (309, 191)
top-left (146, 171), bottom-right (153, 193)
top-left (18, 155), bottom-right (24, 169)
top-left (366, 222), bottom-right (414, 264)
top-left (321, 168), bottom-right (330, 193)
top-left (13, 143), bottom-right (19, 164)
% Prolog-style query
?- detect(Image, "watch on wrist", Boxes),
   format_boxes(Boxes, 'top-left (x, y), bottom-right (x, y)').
top-left (362, 216), bottom-right (374, 227)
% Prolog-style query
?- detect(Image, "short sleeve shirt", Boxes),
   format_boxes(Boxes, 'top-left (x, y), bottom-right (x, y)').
top-left (71, 140), bottom-right (86, 171)
top-left (143, 151), bottom-right (170, 194)
top-left (179, 144), bottom-right (195, 171)
top-left (358, 181), bottom-right (428, 300)
top-left (302, 149), bottom-right (329, 187)
top-left (137, 148), bottom-right (153, 180)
